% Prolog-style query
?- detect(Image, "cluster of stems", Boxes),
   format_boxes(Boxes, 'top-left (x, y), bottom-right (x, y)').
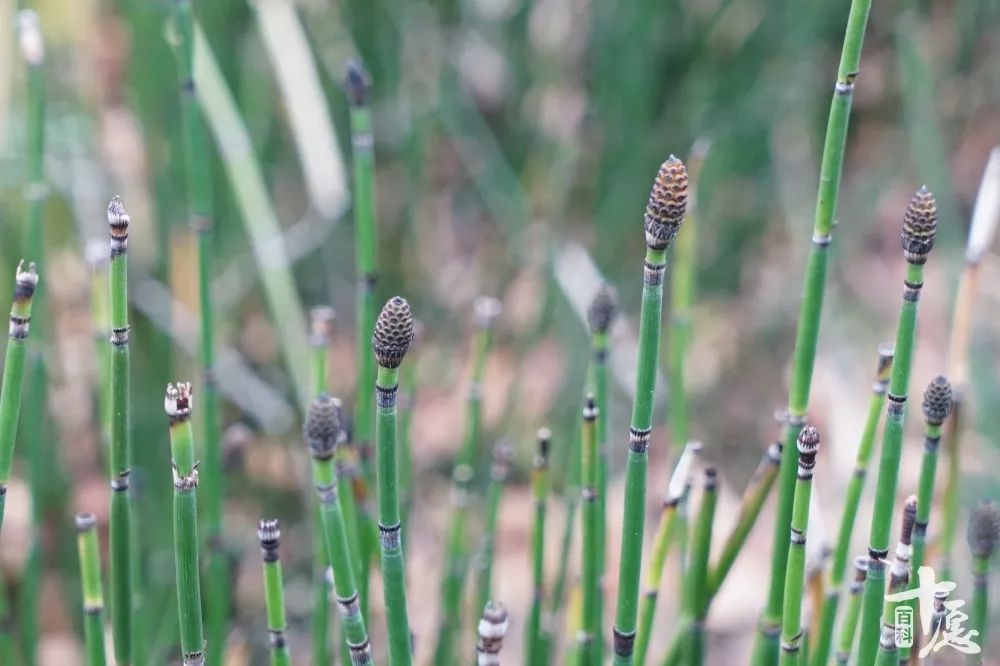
top-left (874, 497), bottom-right (917, 664)
top-left (258, 520), bottom-right (291, 666)
top-left (526, 429), bottom-right (551, 665)
top-left (754, 0), bottom-right (873, 658)
top-left (76, 513), bottom-right (107, 666)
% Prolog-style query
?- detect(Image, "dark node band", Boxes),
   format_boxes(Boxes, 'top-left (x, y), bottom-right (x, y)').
top-left (182, 77), bottom-right (195, 94)
top-left (645, 589), bottom-right (658, 600)
top-left (786, 413), bottom-right (806, 427)
top-left (924, 435), bottom-right (940, 452)
top-left (111, 326), bottom-right (130, 346)
top-left (853, 467), bottom-right (866, 478)
top-left (347, 638), bottom-right (373, 664)
top-left (761, 622), bottom-right (781, 638)
top-left (835, 80), bottom-right (855, 95)
top-left (315, 481), bottom-right (338, 504)
top-left (612, 628), bottom-right (636, 657)
top-left (83, 604), bottom-right (103, 616)
top-left (629, 427), bottom-right (651, 453)
top-left (581, 486), bottom-right (597, 502)
top-left (868, 549), bottom-right (888, 563)
top-left (643, 261), bottom-right (665, 286)
top-left (110, 238), bottom-right (128, 258)
top-left (379, 521), bottom-right (402, 551)
top-left (594, 348), bottom-right (608, 363)
top-left (375, 383), bottom-right (398, 409)
top-left (812, 232), bottom-right (833, 246)
top-left (337, 592), bottom-right (361, 619)
top-left (268, 629), bottom-right (287, 648)
top-left (172, 464), bottom-right (200, 491)
top-left (110, 472), bottom-right (130, 492)
top-left (361, 273), bottom-right (378, 289)
top-left (790, 527), bottom-right (806, 546)
top-left (781, 641), bottom-right (801, 654)
top-left (0, 484), bottom-right (6, 497)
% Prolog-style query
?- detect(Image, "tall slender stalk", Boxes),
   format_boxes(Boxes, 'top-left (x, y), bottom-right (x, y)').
top-left (373, 296), bottom-right (415, 665)
top-left (0, 262), bottom-right (38, 530)
top-left (166, 383), bottom-right (206, 666)
top-left (477, 601), bottom-right (510, 666)
top-left (613, 156), bottom-right (688, 665)
top-left (588, 284), bottom-right (617, 663)
top-left (171, 2), bottom-right (225, 659)
top-left (634, 441), bottom-right (699, 664)
top-left (308, 307), bottom-right (335, 666)
top-left (257, 520), bottom-right (292, 666)
top-left (76, 513), bottom-right (108, 666)
top-left (87, 241), bottom-right (112, 456)
top-left (106, 197), bottom-right (134, 666)
top-left (874, 497), bottom-right (916, 664)
top-left (579, 397), bottom-right (600, 664)
top-left (683, 468), bottom-right (719, 665)
top-left (436, 296), bottom-right (501, 665)
top-left (526, 429), bottom-right (551, 666)
top-left (967, 501), bottom-right (999, 665)
top-left (754, 0), bottom-right (873, 659)
top-left (305, 395), bottom-right (374, 665)
top-left (810, 344), bottom-right (894, 666)
top-left (476, 441), bottom-right (513, 616)
top-left (400, 320), bottom-right (423, 551)
top-left (778, 426), bottom-right (821, 666)
top-left (834, 556), bottom-right (868, 665)
top-left (546, 424), bottom-right (581, 661)
top-left (856, 188), bottom-right (939, 664)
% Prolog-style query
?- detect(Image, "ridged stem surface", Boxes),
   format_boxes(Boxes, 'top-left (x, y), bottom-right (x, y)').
top-left (593, 331), bottom-right (609, 664)
top-left (683, 473), bottom-right (717, 665)
top-left (526, 439), bottom-right (549, 665)
top-left (778, 457), bottom-right (816, 666)
top-left (834, 565), bottom-right (867, 664)
top-left (261, 536), bottom-right (291, 666)
top-left (580, 402), bottom-right (600, 664)
top-left (77, 518), bottom-right (108, 666)
top-left (634, 496), bottom-right (682, 665)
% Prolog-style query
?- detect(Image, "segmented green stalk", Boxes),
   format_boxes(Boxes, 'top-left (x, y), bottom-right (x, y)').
top-left (374, 297), bottom-right (415, 665)
top-left (171, 2), bottom-right (225, 659)
top-left (436, 296), bottom-right (501, 665)
top-left (834, 557), bottom-right (868, 664)
top-left (939, 398), bottom-right (963, 582)
top-left (754, 0), bottom-right (872, 659)
top-left (613, 156), bottom-right (688, 665)
top-left (305, 395), bottom-right (374, 665)
top-left (683, 468), bottom-right (719, 665)
top-left (526, 429), bottom-right (551, 665)
top-left (309, 307), bottom-right (335, 666)
top-left (810, 344), bottom-right (893, 666)
top-left (477, 602), bottom-right (510, 666)
top-left (857, 188), bottom-right (938, 664)
top-left (105, 197), bottom-right (134, 666)
top-left (967, 501), bottom-right (999, 665)
top-left (76, 513), bottom-right (108, 666)
top-left (0, 262), bottom-right (38, 530)
top-left (778, 426), bottom-right (821, 666)
top-left (874, 497), bottom-right (916, 664)
top-left (634, 441), bottom-right (699, 665)
top-left (258, 520), bottom-right (291, 666)
top-left (545, 419), bottom-right (581, 661)
top-left (476, 441), bottom-right (512, 615)
top-left (166, 383), bottom-right (206, 666)
top-left (579, 397), bottom-right (600, 664)
top-left (591, 317), bottom-right (612, 664)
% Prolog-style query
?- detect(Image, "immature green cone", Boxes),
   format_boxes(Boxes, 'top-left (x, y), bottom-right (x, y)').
top-left (644, 156), bottom-right (689, 250)
top-left (372, 296), bottom-right (414, 368)
top-left (967, 501), bottom-right (1000, 559)
top-left (921, 376), bottom-right (953, 426)
top-left (587, 284), bottom-right (619, 334)
top-left (901, 187), bottom-right (938, 264)
top-left (304, 395), bottom-right (345, 460)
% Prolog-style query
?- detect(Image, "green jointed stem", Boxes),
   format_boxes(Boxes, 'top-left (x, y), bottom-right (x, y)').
top-left (683, 468), bottom-right (719, 666)
top-left (305, 395), bottom-right (374, 665)
top-left (939, 398), bottom-right (963, 581)
top-left (374, 297), bottom-right (415, 665)
top-left (635, 441), bottom-right (699, 665)
top-left (613, 156), bottom-right (688, 665)
top-left (809, 344), bottom-right (893, 666)
top-left (526, 430), bottom-right (551, 666)
top-left (258, 520), bottom-right (292, 666)
top-left (435, 296), bottom-right (500, 665)
top-left (834, 556), bottom-right (868, 664)
top-left (874, 497), bottom-right (916, 664)
top-left (754, 0), bottom-right (872, 659)
top-left (545, 413), bottom-right (582, 660)
top-left (967, 501), bottom-right (1000, 664)
top-left (76, 513), bottom-right (108, 666)
top-left (857, 188), bottom-right (938, 665)
top-left (476, 441), bottom-right (512, 616)
top-left (579, 398), bottom-right (600, 664)
top-left (0, 262), bottom-right (38, 530)
top-left (166, 383), bottom-right (206, 665)
top-left (106, 197), bottom-right (133, 666)
top-left (778, 426), bottom-right (821, 666)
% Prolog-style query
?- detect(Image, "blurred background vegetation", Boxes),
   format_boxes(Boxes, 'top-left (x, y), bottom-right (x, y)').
top-left (0, 0), bottom-right (998, 662)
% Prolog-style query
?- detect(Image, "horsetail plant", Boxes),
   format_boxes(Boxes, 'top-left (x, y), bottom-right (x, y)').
top-left (546, 420), bottom-right (581, 659)
top-left (967, 500), bottom-right (1000, 662)
top-left (436, 295), bottom-right (502, 665)
top-left (258, 520), bottom-right (292, 666)
top-left (874, 496), bottom-right (916, 664)
top-left (305, 395), bottom-right (373, 665)
top-left (778, 425), bottom-right (821, 666)
top-left (476, 441), bottom-right (513, 617)
top-left (834, 556), bottom-right (868, 665)
top-left (76, 513), bottom-right (108, 666)
top-left (579, 396), bottom-right (600, 664)
top-left (683, 467), bottom-right (719, 665)
top-left (613, 155), bottom-right (688, 665)
top-left (810, 343), bottom-right (894, 666)
top-left (165, 383), bottom-right (206, 665)
top-left (0, 262), bottom-right (38, 531)
top-left (856, 187), bottom-right (939, 664)
top-left (588, 281), bottom-right (617, 663)
top-left (106, 196), bottom-right (135, 666)
top-left (477, 602), bottom-right (510, 666)
top-left (526, 429), bottom-right (551, 666)
top-left (399, 319), bottom-right (423, 549)
top-left (373, 296), bottom-right (416, 665)
top-left (754, 0), bottom-right (873, 657)
top-left (634, 440), bottom-right (699, 665)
